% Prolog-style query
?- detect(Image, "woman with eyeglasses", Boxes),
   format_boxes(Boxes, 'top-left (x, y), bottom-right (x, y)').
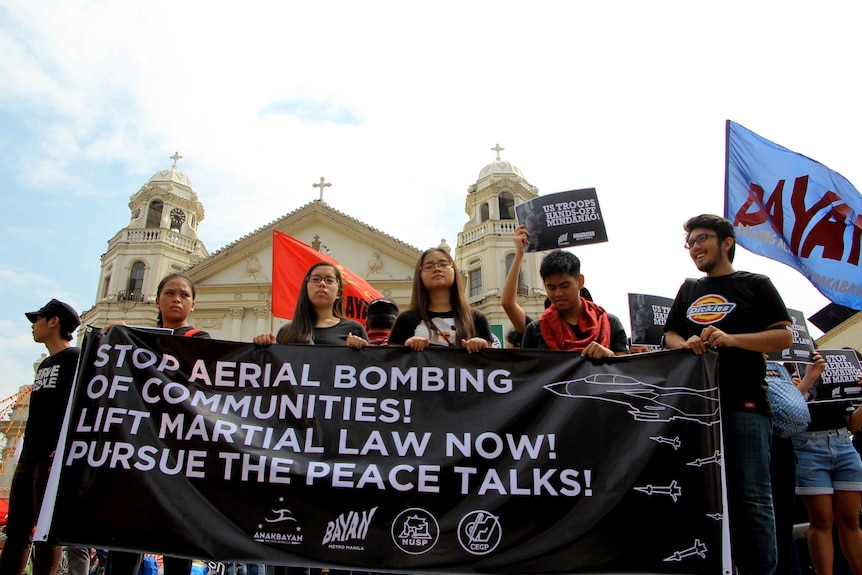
top-left (253, 261), bottom-right (368, 348)
top-left (388, 248), bottom-right (492, 352)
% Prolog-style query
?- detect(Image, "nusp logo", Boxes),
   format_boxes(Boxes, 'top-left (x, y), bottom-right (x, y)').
top-left (390, 507), bottom-right (439, 555)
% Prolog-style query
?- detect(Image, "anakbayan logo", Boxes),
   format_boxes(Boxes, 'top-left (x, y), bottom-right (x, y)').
top-left (686, 294), bottom-right (737, 325)
top-left (253, 499), bottom-right (303, 546)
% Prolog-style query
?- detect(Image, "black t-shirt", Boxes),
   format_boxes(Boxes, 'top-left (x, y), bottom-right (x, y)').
top-left (665, 271), bottom-right (790, 413)
top-left (389, 310), bottom-right (492, 347)
top-left (521, 313), bottom-right (629, 352)
top-left (173, 326), bottom-right (211, 338)
top-left (276, 318), bottom-right (368, 345)
top-left (21, 346), bottom-right (81, 462)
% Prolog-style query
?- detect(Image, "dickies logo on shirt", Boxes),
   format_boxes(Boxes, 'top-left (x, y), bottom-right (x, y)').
top-left (686, 294), bottom-right (737, 325)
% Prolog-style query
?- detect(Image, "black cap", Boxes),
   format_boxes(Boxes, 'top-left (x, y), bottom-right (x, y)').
top-left (368, 298), bottom-right (399, 318)
top-left (25, 299), bottom-right (81, 332)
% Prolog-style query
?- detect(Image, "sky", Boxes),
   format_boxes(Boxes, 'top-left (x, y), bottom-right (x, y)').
top-left (1, 1), bottom-right (860, 403)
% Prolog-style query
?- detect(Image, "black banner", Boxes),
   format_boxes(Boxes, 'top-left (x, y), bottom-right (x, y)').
top-left (41, 328), bottom-right (725, 573)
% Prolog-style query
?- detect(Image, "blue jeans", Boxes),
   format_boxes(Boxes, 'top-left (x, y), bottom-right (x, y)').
top-left (792, 429), bottom-right (862, 494)
top-left (723, 409), bottom-right (778, 575)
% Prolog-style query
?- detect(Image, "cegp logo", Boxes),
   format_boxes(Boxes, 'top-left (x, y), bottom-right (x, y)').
top-left (391, 507), bottom-right (439, 555)
top-left (457, 510), bottom-right (502, 555)
top-left (686, 294), bottom-right (737, 325)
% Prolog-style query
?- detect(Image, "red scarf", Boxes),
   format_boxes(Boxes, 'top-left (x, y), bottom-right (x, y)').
top-left (539, 298), bottom-right (612, 351)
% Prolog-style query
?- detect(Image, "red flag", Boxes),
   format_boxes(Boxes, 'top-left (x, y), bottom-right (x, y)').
top-left (271, 230), bottom-right (383, 322)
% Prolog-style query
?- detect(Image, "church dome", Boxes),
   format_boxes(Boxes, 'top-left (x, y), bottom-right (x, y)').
top-left (147, 153), bottom-right (193, 188)
top-left (148, 166), bottom-right (193, 188)
top-left (477, 159), bottom-right (525, 181)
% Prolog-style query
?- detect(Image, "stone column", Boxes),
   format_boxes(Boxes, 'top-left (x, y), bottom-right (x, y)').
top-left (254, 306), bottom-right (270, 338)
top-left (230, 306), bottom-right (245, 341)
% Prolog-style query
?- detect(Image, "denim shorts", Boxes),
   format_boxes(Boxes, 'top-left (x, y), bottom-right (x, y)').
top-left (792, 428), bottom-right (862, 495)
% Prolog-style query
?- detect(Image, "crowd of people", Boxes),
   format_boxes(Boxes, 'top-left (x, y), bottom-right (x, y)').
top-left (2, 212), bottom-right (861, 575)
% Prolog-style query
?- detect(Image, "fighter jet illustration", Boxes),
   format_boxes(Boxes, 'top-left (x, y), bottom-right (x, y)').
top-left (544, 373), bottom-right (720, 426)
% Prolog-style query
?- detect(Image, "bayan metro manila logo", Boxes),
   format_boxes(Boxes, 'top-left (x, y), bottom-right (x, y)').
top-left (686, 294), bottom-right (737, 325)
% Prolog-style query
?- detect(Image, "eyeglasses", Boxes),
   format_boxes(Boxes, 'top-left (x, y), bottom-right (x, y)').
top-left (421, 260), bottom-right (453, 272)
top-left (307, 275), bottom-right (338, 285)
top-left (684, 233), bottom-right (718, 250)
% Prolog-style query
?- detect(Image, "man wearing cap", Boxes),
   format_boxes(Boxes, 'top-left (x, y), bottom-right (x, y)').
top-left (0, 300), bottom-right (83, 575)
top-left (366, 298), bottom-right (399, 346)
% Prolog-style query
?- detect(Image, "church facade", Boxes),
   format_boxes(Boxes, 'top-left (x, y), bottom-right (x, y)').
top-left (79, 148), bottom-right (548, 343)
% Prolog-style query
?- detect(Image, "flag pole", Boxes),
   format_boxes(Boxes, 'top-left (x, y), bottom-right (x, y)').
top-left (723, 119), bottom-right (732, 221)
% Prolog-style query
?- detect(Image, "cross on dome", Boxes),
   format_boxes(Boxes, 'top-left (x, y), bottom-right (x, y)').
top-left (491, 143), bottom-right (504, 161)
top-left (170, 152), bottom-right (183, 169)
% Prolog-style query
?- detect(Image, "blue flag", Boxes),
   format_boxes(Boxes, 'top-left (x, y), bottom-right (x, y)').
top-left (725, 120), bottom-right (862, 311)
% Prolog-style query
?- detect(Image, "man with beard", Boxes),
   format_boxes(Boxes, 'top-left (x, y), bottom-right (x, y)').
top-left (664, 214), bottom-right (793, 575)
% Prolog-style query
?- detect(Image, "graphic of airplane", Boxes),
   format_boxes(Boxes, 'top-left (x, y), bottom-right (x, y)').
top-left (544, 373), bottom-right (720, 426)
top-left (634, 480), bottom-right (682, 502)
top-left (687, 450), bottom-right (722, 467)
top-left (664, 539), bottom-right (707, 562)
top-left (649, 435), bottom-right (681, 450)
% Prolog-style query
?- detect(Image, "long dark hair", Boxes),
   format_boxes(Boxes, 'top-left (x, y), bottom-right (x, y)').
top-left (277, 262), bottom-right (343, 344)
top-left (408, 248), bottom-right (477, 345)
top-left (155, 273), bottom-right (196, 328)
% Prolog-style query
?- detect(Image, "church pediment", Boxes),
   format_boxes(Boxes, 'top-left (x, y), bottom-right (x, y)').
top-left (186, 201), bottom-right (422, 287)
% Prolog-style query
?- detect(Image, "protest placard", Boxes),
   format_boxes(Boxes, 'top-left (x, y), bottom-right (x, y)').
top-left (628, 293), bottom-right (674, 350)
top-left (514, 188), bottom-right (608, 252)
top-left (767, 309), bottom-right (816, 363)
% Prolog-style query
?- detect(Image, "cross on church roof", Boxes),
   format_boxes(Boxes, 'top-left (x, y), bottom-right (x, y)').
top-left (491, 143), bottom-right (504, 161)
top-left (313, 177), bottom-right (332, 202)
top-left (170, 151), bottom-right (183, 169)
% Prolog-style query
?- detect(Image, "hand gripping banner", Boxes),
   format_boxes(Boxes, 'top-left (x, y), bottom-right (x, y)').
top-left (40, 327), bottom-right (724, 573)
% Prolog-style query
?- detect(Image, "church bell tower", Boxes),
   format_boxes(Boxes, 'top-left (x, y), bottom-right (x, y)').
top-left (79, 153), bottom-right (208, 329)
top-left (455, 145), bottom-right (546, 341)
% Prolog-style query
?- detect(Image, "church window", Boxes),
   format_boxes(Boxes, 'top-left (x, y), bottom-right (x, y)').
top-left (499, 191), bottom-right (515, 220)
top-left (125, 261), bottom-right (145, 301)
top-left (146, 200), bottom-right (164, 228)
top-left (480, 203), bottom-right (490, 222)
top-left (102, 275), bottom-right (111, 299)
top-left (469, 268), bottom-right (482, 297)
